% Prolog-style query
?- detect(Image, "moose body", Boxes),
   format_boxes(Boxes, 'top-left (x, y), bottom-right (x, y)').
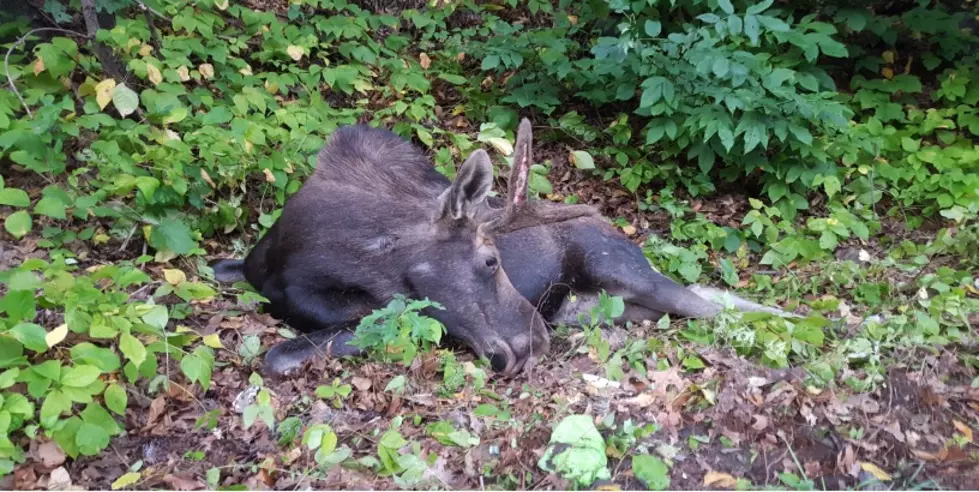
top-left (212, 120), bottom-right (794, 377)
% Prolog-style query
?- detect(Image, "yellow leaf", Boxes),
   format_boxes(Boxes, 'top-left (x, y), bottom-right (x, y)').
top-left (163, 269), bottom-right (186, 285)
top-left (95, 79), bottom-right (116, 110)
top-left (568, 14), bottom-right (579, 25)
top-left (286, 45), bottom-right (304, 61)
top-left (881, 67), bottom-right (894, 79)
top-left (882, 50), bottom-right (895, 64)
top-left (45, 324), bottom-right (69, 348)
top-left (93, 233), bottom-right (111, 245)
top-left (175, 325), bottom-right (193, 333)
top-left (419, 52), bottom-right (431, 69)
top-left (138, 44), bottom-right (153, 57)
top-left (239, 65), bottom-right (253, 76)
top-left (199, 63), bottom-right (214, 79)
top-left (622, 225), bottom-right (637, 236)
top-left (263, 168), bottom-right (276, 183)
top-left (703, 471), bottom-right (739, 488)
top-left (953, 420), bottom-right (973, 442)
top-left (126, 38), bottom-right (142, 51)
top-left (214, 0), bottom-right (229, 9)
top-left (146, 64), bottom-right (162, 85)
top-left (111, 471), bottom-right (141, 490)
top-left (202, 333), bottom-right (224, 349)
top-left (33, 57), bottom-right (45, 76)
top-left (176, 66), bottom-right (191, 82)
top-left (860, 462), bottom-right (892, 481)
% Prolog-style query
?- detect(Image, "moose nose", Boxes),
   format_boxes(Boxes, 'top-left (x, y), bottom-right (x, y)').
top-left (489, 352), bottom-right (509, 372)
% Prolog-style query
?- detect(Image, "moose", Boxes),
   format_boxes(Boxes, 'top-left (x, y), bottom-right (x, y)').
top-left (211, 119), bottom-right (795, 377)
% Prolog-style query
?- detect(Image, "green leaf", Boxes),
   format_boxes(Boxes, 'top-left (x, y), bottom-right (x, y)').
top-left (40, 390), bottom-right (71, 428)
top-left (62, 365), bottom-right (102, 387)
top-left (140, 304), bottom-right (169, 330)
top-left (104, 383), bottom-right (128, 416)
top-left (712, 58), bottom-right (730, 78)
top-left (644, 20), bottom-right (662, 37)
top-left (744, 15), bottom-right (760, 44)
top-left (119, 333), bottom-right (147, 367)
top-left (10, 323), bottom-right (48, 352)
top-left (788, 124), bottom-right (812, 145)
top-left (34, 196), bottom-right (67, 219)
top-left (537, 415), bottom-right (610, 487)
top-left (822, 176), bottom-right (841, 198)
top-left (112, 84), bottom-right (140, 117)
top-left (202, 106), bottom-right (233, 125)
top-left (901, 137), bottom-right (920, 152)
top-left (4, 211), bottom-right (32, 238)
top-left (76, 422), bottom-right (110, 456)
top-left (570, 151), bottom-right (595, 170)
top-left (150, 216), bottom-right (196, 255)
top-left (746, 0), bottom-right (774, 14)
top-left (0, 188), bottom-right (30, 207)
top-left (717, 0), bottom-right (734, 14)
top-left (632, 454), bottom-right (671, 490)
top-left (481, 55), bottom-right (500, 70)
top-left (757, 15), bottom-right (789, 32)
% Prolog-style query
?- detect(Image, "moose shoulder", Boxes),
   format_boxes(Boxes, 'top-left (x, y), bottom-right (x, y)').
top-left (211, 120), bottom-right (796, 377)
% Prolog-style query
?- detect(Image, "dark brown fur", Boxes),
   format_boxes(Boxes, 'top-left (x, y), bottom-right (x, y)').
top-left (212, 119), bottom-right (796, 377)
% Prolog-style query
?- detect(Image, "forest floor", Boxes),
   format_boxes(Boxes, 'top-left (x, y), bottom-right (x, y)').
top-left (5, 152), bottom-right (979, 491)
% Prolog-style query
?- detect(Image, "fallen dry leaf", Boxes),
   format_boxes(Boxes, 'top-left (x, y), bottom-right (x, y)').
top-left (419, 52), bottom-right (431, 69)
top-left (48, 467), bottom-right (72, 490)
top-left (34, 440), bottom-right (66, 468)
top-left (953, 420), bottom-right (973, 442)
top-left (164, 473), bottom-right (203, 490)
top-left (703, 471), bottom-right (738, 488)
top-left (352, 376), bottom-right (372, 391)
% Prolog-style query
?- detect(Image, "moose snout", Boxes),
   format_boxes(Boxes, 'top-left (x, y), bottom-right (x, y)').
top-left (483, 319), bottom-right (551, 376)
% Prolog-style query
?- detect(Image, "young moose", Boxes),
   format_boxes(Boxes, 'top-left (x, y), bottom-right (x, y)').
top-left (211, 119), bottom-right (795, 377)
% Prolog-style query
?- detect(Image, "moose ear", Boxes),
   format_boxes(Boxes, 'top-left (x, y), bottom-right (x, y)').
top-left (439, 149), bottom-right (494, 220)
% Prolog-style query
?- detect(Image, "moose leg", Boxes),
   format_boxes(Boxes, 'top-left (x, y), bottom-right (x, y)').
top-left (259, 277), bottom-right (374, 376)
top-left (566, 220), bottom-right (796, 319)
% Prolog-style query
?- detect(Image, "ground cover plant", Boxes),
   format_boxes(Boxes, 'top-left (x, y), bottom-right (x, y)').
top-left (0, 0), bottom-right (978, 489)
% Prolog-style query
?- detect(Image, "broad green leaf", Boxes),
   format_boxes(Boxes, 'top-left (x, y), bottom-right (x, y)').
top-left (712, 58), bottom-right (730, 78)
top-left (34, 196), bottom-right (67, 219)
top-left (10, 323), bottom-right (48, 352)
top-left (718, 0), bottom-right (734, 15)
top-left (76, 422), bottom-right (110, 456)
top-left (744, 15), bottom-right (760, 44)
top-left (633, 454), bottom-right (671, 490)
top-left (104, 383), bottom-right (128, 416)
top-left (112, 84), bottom-right (140, 117)
top-left (746, 0), bottom-right (774, 14)
top-left (570, 151), bottom-right (595, 169)
top-left (119, 332), bottom-right (147, 367)
top-left (644, 20), bottom-right (662, 37)
top-left (0, 188), bottom-right (29, 207)
top-left (140, 304), bottom-right (169, 330)
top-left (62, 365), bottom-right (102, 387)
top-left (4, 211), bottom-right (32, 238)
top-left (150, 216), bottom-right (196, 255)
top-left (537, 415), bottom-right (610, 487)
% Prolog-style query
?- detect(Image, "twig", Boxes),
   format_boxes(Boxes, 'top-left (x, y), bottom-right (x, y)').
top-left (4, 27), bottom-right (89, 118)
